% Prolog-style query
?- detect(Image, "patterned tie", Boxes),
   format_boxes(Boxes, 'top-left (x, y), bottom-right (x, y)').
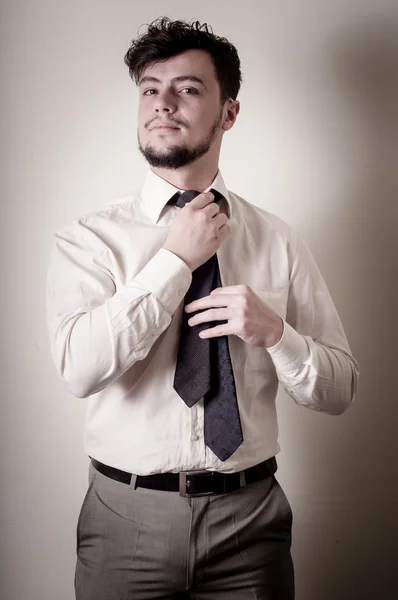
top-left (167, 189), bottom-right (243, 461)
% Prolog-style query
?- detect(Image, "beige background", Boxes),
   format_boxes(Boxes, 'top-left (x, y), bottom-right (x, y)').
top-left (1, 0), bottom-right (398, 598)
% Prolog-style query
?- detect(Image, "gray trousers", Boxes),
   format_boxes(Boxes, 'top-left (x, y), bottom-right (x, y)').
top-left (75, 462), bottom-right (294, 599)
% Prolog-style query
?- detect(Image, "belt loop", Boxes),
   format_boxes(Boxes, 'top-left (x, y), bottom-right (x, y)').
top-left (239, 470), bottom-right (246, 487)
top-left (129, 474), bottom-right (138, 490)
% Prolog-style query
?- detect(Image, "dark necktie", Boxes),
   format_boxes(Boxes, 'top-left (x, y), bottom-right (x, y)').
top-left (167, 189), bottom-right (243, 461)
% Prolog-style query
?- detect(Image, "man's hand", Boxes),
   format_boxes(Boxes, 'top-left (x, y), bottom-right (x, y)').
top-left (185, 285), bottom-right (284, 348)
top-left (163, 192), bottom-right (230, 272)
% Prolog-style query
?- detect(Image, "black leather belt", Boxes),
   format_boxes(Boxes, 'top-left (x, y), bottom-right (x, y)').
top-left (91, 457), bottom-right (277, 497)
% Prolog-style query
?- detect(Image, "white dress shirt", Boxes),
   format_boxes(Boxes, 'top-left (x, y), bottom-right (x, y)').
top-left (46, 169), bottom-right (359, 474)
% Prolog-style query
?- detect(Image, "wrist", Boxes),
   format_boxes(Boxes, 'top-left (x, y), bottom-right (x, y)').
top-left (162, 245), bottom-right (193, 272)
top-left (265, 317), bottom-right (284, 349)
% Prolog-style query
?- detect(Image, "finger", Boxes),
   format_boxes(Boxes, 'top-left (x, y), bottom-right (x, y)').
top-left (202, 202), bottom-right (220, 218)
top-left (199, 324), bottom-right (231, 339)
top-left (217, 224), bottom-right (231, 244)
top-left (188, 191), bottom-right (215, 210)
top-left (213, 213), bottom-right (229, 229)
top-left (187, 307), bottom-right (231, 327)
top-left (185, 293), bottom-right (236, 312)
top-left (215, 218), bottom-right (230, 242)
top-left (210, 285), bottom-right (246, 295)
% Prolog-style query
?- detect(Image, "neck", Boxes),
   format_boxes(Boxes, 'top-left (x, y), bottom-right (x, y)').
top-left (150, 153), bottom-right (219, 193)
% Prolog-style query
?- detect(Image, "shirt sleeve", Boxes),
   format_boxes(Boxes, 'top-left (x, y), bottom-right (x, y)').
top-left (266, 231), bottom-right (359, 415)
top-left (46, 218), bottom-right (192, 398)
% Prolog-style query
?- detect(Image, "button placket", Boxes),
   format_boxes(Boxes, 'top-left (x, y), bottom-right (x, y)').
top-left (190, 398), bottom-right (204, 442)
top-left (190, 403), bottom-right (199, 441)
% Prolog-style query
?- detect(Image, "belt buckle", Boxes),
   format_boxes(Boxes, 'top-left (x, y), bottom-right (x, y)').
top-left (179, 470), bottom-right (215, 497)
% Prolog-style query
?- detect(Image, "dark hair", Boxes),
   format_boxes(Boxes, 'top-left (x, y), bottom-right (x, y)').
top-left (124, 17), bottom-right (242, 103)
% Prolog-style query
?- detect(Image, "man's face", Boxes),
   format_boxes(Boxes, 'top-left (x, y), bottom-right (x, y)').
top-left (137, 49), bottom-right (228, 169)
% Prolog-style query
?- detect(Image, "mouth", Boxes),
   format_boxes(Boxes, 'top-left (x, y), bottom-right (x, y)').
top-left (152, 126), bottom-right (180, 131)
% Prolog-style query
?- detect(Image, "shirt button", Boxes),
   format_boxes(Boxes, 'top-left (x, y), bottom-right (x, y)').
top-left (191, 433), bottom-right (199, 442)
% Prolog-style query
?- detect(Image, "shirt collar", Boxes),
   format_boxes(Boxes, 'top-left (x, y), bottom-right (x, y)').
top-left (140, 169), bottom-right (233, 224)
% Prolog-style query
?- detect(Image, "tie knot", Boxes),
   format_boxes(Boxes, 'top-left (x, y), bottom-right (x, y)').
top-left (167, 188), bottom-right (223, 208)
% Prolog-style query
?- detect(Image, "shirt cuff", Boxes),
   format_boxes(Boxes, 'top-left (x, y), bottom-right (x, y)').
top-left (266, 321), bottom-right (310, 373)
top-left (133, 248), bottom-right (192, 314)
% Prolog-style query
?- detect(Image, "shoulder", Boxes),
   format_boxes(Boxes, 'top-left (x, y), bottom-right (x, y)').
top-left (228, 190), bottom-right (298, 246)
top-left (53, 194), bottom-right (140, 246)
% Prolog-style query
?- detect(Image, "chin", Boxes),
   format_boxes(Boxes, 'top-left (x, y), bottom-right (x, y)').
top-left (147, 145), bottom-right (175, 157)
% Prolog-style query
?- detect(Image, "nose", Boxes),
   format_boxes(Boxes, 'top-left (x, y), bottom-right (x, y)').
top-left (154, 89), bottom-right (177, 114)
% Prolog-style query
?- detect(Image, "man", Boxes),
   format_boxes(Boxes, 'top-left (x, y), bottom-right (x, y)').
top-left (46, 17), bottom-right (359, 600)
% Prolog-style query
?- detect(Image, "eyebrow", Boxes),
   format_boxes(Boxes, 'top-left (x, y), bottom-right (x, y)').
top-left (139, 75), bottom-right (207, 89)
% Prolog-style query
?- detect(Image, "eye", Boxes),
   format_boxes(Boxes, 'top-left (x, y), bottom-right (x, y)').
top-left (143, 89), bottom-right (157, 96)
top-left (181, 87), bottom-right (198, 94)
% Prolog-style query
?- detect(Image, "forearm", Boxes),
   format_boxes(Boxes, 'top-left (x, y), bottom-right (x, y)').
top-left (47, 247), bottom-right (192, 398)
top-left (53, 292), bottom-right (170, 397)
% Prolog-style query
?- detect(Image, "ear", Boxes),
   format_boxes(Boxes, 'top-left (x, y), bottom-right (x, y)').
top-left (222, 100), bottom-right (240, 132)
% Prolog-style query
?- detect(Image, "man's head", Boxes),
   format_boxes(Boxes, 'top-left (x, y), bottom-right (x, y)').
top-left (124, 18), bottom-right (242, 170)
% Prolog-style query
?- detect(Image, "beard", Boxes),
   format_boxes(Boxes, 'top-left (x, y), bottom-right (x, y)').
top-left (138, 110), bottom-right (223, 169)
